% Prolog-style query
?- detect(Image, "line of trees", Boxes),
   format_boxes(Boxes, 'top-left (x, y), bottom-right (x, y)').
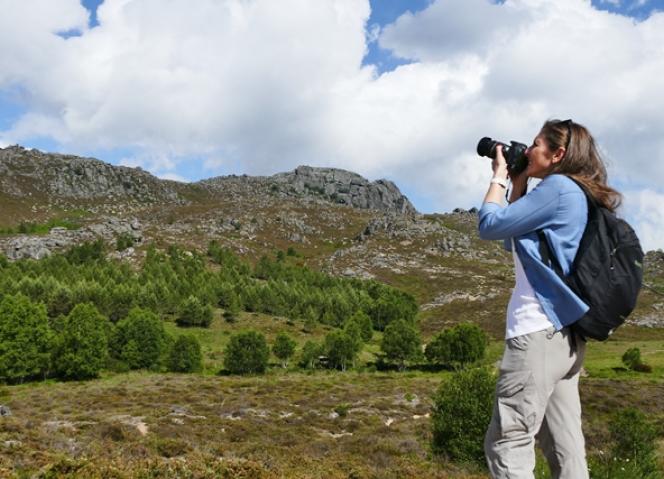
top-left (0, 294), bottom-right (202, 383)
top-left (0, 240), bottom-right (491, 383)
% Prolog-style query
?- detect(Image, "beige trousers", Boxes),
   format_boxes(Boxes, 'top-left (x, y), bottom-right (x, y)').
top-left (484, 327), bottom-right (588, 479)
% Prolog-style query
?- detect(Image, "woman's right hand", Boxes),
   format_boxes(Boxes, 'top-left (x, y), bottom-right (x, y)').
top-left (507, 153), bottom-right (529, 202)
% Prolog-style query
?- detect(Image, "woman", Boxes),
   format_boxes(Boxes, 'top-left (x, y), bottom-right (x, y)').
top-left (478, 119), bottom-right (621, 479)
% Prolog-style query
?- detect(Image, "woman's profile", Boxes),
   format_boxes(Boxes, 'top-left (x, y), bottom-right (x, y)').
top-left (478, 119), bottom-right (621, 479)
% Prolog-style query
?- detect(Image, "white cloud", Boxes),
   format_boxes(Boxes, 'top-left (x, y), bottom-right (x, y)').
top-left (2, 0), bottom-right (664, 249)
top-left (622, 189), bottom-right (664, 252)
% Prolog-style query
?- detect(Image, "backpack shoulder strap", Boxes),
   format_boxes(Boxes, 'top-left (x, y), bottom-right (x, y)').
top-left (537, 230), bottom-right (564, 278)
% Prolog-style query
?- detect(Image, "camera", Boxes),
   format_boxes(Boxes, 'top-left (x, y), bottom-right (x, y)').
top-left (476, 137), bottom-right (528, 175)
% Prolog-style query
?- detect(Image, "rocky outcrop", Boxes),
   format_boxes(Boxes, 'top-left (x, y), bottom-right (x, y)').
top-left (0, 145), bottom-right (181, 203)
top-left (0, 217), bottom-right (142, 260)
top-left (271, 166), bottom-right (417, 215)
top-left (200, 166), bottom-right (417, 215)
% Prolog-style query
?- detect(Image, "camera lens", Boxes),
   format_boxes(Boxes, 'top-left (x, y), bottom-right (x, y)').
top-left (477, 137), bottom-right (499, 158)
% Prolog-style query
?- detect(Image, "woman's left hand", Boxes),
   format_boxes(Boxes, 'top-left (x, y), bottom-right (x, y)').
top-left (492, 145), bottom-right (509, 180)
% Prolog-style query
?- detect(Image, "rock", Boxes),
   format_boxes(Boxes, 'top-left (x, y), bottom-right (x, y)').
top-left (0, 217), bottom-right (143, 261)
top-left (0, 405), bottom-right (11, 417)
top-left (200, 165), bottom-right (417, 215)
top-left (0, 145), bottom-right (182, 203)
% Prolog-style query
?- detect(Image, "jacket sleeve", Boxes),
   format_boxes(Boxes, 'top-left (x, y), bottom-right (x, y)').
top-left (478, 177), bottom-right (562, 241)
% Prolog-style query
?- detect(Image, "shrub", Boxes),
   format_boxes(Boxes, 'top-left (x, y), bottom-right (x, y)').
top-left (115, 233), bottom-right (135, 252)
top-left (272, 332), bottom-right (296, 368)
top-left (65, 239), bottom-right (105, 265)
top-left (609, 407), bottom-right (659, 477)
top-left (380, 319), bottom-right (421, 370)
top-left (0, 293), bottom-right (53, 383)
top-left (621, 347), bottom-right (651, 372)
top-left (426, 323), bottom-right (488, 369)
top-left (176, 295), bottom-right (213, 327)
top-left (223, 330), bottom-right (270, 374)
top-left (167, 335), bottom-right (203, 373)
top-left (622, 347), bottom-right (642, 370)
top-left (110, 308), bottom-right (170, 370)
top-left (431, 367), bottom-right (496, 464)
top-left (52, 303), bottom-right (109, 380)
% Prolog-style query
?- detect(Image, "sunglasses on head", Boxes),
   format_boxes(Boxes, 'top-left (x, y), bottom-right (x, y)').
top-left (560, 119), bottom-right (573, 151)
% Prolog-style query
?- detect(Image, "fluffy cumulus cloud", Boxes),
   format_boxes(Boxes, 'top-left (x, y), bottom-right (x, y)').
top-left (1, 0), bottom-right (664, 249)
top-left (0, 0), bottom-right (371, 171)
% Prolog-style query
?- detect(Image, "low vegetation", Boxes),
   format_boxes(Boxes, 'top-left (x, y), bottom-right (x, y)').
top-left (0, 241), bottom-right (663, 477)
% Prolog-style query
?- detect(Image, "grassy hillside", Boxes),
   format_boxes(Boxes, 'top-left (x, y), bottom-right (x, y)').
top-left (1, 148), bottom-right (664, 477)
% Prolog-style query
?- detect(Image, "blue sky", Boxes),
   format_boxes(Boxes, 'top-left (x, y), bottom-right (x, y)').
top-left (2, 0), bottom-right (664, 249)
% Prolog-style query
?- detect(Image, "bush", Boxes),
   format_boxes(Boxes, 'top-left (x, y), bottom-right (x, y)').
top-left (167, 335), bottom-right (203, 373)
top-left (425, 323), bottom-right (488, 369)
top-left (52, 303), bottom-right (109, 380)
top-left (431, 367), bottom-right (496, 464)
top-left (0, 293), bottom-right (53, 383)
top-left (116, 233), bottom-right (135, 252)
top-left (223, 330), bottom-right (270, 374)
top-left (65, 239), bottom-right (105, 265)
top-left (621, 347), bottom-right (651, 372)
top-left (380, 319), bottom-right (421, 370)
top-left (176, 295), bottom-right (213, 327)
top-left (110, 308), bottom-right (170, 370)
top-left (272, 332), bottom-right (296, 368)
top-left (609, 407), bottom-right (660, 477)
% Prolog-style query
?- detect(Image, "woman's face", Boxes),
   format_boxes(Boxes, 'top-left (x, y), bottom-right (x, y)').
top-left (525, 132), bottom-right (561, 179)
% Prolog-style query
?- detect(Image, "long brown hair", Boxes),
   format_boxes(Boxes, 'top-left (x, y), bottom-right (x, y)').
top-left (541, 119), bottom-right (622, 211)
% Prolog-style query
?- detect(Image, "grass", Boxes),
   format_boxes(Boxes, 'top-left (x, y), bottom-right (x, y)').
top-left (1, 363), bottom-right (662, 478)
top-left (0, 210), bottom-right (89, 236)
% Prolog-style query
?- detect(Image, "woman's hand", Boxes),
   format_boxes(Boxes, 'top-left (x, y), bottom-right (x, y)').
top-left (492, 145), bottom-right (509, 180)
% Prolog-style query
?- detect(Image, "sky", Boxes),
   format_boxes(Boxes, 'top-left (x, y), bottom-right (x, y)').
top-left (1, 0), bottom-right (664, 250)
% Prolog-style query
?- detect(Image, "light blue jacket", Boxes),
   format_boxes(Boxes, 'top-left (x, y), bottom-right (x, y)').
top-left (478, 174), bottom-right (589, 330)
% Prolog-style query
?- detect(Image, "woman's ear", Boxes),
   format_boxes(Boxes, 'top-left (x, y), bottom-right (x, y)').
top-left (552, 146), bottom-right (566, 164)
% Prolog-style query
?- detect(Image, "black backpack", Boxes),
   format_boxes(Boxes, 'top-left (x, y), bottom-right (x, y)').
top-left (538, 179), bottom-right (644, 340)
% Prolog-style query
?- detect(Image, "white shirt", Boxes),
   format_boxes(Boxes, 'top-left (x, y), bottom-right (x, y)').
top-left (506, 239), bottom-right (553, 339)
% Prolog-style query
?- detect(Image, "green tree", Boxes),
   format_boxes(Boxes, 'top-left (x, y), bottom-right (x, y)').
top-left (223, 330), bottom-right (270, 374)
top-left (298, 340), bottom-right (322, 369)
top-left (324, 330), bottom-right (358, 371)
top-left (0, 293), bottom-right (53, 383)
top-left (425, 323), bottom-right (488, 369)
top-left (346, 310), bottom-right (373, 342)
top-left (110, 308), bottom-right (170, 370)
top-left (223, 292), bottom-right (241, 323)
top-left (272, 332), bottom-right (297, 368)
top-left (52, 303), bottom-right (108, 380)
top-left (176, 295), bottom-right (213, 327)
top-left (381, 319), bottom-right (421, 370)
top-left (431, 367), bottom-right (496, 464)
top-left (167, 335), bottom-right (203, 373)
top-left (370, 289), bottom-right (418, 330)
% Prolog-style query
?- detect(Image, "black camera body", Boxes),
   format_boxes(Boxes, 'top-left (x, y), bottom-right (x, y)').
top-left (477, 137), bottom-right (528, 175)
